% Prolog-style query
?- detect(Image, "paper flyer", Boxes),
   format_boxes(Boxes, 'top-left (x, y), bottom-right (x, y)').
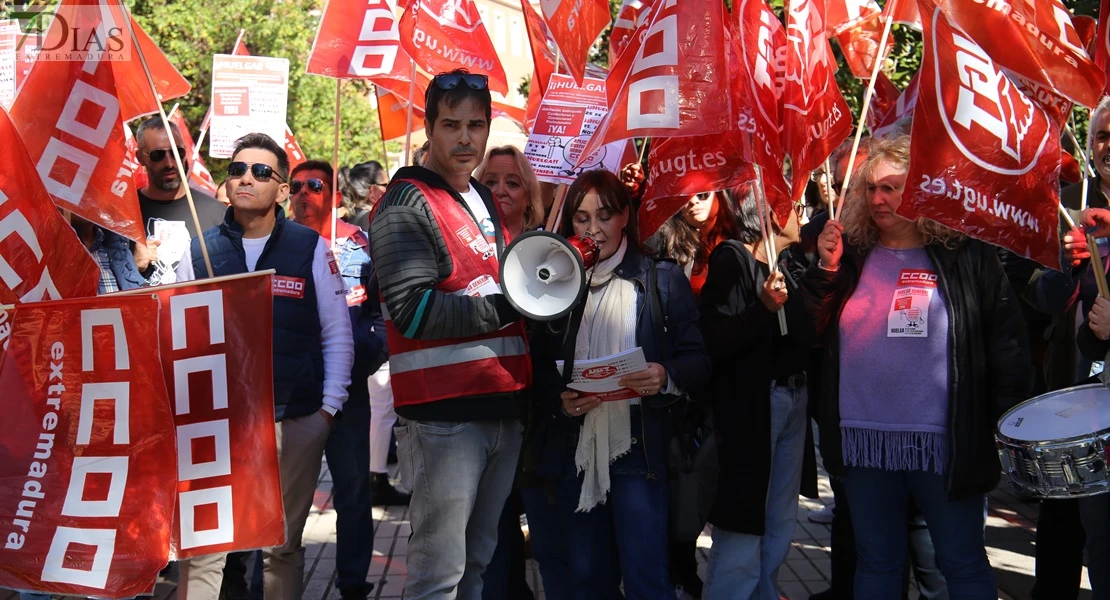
top-left (556, 346), bottom-right (648, 402)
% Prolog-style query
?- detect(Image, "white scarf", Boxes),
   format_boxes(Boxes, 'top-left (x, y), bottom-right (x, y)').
top-left (573, 236), bottom-right (638, 512)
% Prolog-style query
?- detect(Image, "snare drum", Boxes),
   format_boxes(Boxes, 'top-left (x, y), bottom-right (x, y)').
top-left (997, 384), bottom-right (1110, 498)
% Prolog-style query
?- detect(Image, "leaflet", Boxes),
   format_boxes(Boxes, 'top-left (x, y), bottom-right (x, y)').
top-left (555, 347), bottom-right (647, 402)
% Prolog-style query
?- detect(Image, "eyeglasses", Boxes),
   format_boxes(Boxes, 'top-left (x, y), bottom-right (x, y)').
top-left (227, 161), bottom-right (286, 182)
top-left (432, 73), bottom-right (489, 91)
top-left (793, 203), bottom-right (806, 217)
top-left (290, 178), bottom-right (326, 195)
top-left (146, 147), bottom-right (187, 162)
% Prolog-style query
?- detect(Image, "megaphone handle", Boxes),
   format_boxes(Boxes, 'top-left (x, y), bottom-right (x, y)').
top-left (558, 269), bottom-right (594, 382)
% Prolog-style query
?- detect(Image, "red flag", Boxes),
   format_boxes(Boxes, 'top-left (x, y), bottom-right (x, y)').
top-left (114, 11), bottom-right (191, 120)
top-left (872, 70), bottom-right (918, 138)
top-left (933, 0), bottom-right (1104, 107)
top-left (611, 0), bottom-right (648, 63)
top-left (826, 0), bottom-right (882, 36)
top-left (10, 37), bottom-right (145, 242)
top-left (578, 0), bottom-right (732, 164)
top-left (902, 3), bottom-right (1062, 270)
top-left (123, 122), bottom-right (148, 192)
top-left (524, 72), bottom-right (544, 133)
top-left (398, 0), bottom-right (509, 94)
top-left (540, 0), bottom-right (611, 86)
top-left (782, 0), bottom-right (853, 201)
top-left (835, 12), bottom-right (894, 79)
top-left (639, 135), bottom-right (756, 240)
top-left (0, 295), bottom-right (176, 599)
top-left (284, 125), bottom-right (307, 171)
top-left (1074, 15), bottom-right (1098, 55)
top-left (166, 111), bottom-right (219, 195)
top-left (306, 0), bottom-right (413, 88)
top-left (866, 71), bottom-right (901, 131)
top-left (1095, 0), bottom-right (1110, 96)
top-left (0, 107), bottom-right (99, 303)
top-left (733, 0), bottom-right (792, 220)
top-left (152, 274), bottom-right (285, 559)
top-left (377, 85), bottom-right (426, 141)
top-left (884, 0), bottom-right (922, 30)
top-left (521, 0), bottom-right (557, 95)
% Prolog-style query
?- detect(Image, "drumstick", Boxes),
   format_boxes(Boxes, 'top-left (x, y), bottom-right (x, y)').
top-left (1087, 234), bottom-right (1110, 300)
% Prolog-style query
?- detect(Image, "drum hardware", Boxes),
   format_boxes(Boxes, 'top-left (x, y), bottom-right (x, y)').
top-left (997, 384), bottom-right (1110, 499)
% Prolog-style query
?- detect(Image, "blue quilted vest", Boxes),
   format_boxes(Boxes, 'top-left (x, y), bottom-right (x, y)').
top-left (192, 206), bottom-right (324, 421)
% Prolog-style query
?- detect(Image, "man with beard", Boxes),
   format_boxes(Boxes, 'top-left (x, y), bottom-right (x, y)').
top-left (134, 116), bottom-right (226, 285)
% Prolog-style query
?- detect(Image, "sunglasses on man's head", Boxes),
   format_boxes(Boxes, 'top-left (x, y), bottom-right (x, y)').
top-left (227, 161), bottom-right (286, 182)
top-left (146, 147), bottom-right (187, 163)
top-left (432, 73), bottom-right (489, 91)
top-left (289, 178), bottom-right (326, 195)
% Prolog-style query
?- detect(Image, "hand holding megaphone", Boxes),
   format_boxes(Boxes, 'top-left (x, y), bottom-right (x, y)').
top-left (499, 231), bottom-right (600, 321)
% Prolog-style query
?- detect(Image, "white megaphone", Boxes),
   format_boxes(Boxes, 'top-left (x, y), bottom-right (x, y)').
top-left (499, 230), bottom-right (600, 321)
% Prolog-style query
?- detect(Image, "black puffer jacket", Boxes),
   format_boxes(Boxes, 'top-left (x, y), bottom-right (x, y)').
top-left (800, 237), bottom-right (1032, 499)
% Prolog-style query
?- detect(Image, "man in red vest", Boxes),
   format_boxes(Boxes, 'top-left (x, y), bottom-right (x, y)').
top-left (367, 69), bottom-right (530, 598)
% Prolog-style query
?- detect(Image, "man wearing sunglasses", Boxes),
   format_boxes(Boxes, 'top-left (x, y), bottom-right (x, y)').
top-left (134, 116), bottom-right (226, 285)
top-left (368, 69), bottom-right (529, 599)
top-left (289, 159), bottom-right (392, 598)
top-left (174, 134), bottom-right (355, 600)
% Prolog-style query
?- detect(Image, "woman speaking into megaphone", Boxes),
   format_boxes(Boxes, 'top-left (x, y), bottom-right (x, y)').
top-left (526, 169), bottom-right (710, 596)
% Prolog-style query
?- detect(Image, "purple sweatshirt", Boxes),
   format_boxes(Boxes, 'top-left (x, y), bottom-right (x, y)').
top-left (838, 245), bottom-right (950, 473)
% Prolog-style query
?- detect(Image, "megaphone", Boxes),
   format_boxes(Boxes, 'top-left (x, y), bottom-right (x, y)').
top-left (499, 230), bottom-right (600, 321)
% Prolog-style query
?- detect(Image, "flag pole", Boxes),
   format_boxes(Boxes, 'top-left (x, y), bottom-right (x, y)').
top-left (119, 1), bottom-right (214, 278)
top-left (167, 102), bottom-right (179, 120)
top-left (749, 136), bottom-right (787, 335)
top-left (1065, 118), bottom-right (1096, 212)
top-left (332, 78), bottom-right (342, 249)
top-left (822, 156), bottom-right (835, 218)
top-left (404, 60), bottom-right (417, 167)
top-left (834, 2), bottom-right (896, 220)
top-left (380, 134), bottom-right (391, 173)
top-left (638, 138), bottom-right (649, 163)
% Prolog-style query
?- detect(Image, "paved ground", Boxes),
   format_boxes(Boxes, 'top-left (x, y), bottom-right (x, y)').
top-left (5, 458), bottom-right (1094, 600)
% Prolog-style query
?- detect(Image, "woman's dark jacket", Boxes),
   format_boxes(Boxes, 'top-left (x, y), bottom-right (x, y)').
top-left (702, 241), bottom-right (818, 535)
top-left (800, 237), bottom-right (1033, 500)
top-left (530, 247), bottom-right (711, 481)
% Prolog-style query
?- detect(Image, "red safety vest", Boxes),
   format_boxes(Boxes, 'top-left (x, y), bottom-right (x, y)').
top-left (383, 179), bottom-right (531, 408)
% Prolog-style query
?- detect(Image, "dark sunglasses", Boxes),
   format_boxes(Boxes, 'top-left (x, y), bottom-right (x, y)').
top-left (290, 178), bottom-right (326, 194)
top-left (227, 161), bottom-right (285, 182)
top-left (146, 147), bottom-right (187, 162)
top-left (695, 192), bottom-right (713, 201)
top-left (432, 73), bottom-right (489, 91)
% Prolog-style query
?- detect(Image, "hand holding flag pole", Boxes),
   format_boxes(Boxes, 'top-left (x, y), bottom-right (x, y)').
top-left (119, 0), bottom-right (214, 278)
top-left (833, 0), bottom-right (897, 221)
top-left (752, 156), bottom-right (788, 336)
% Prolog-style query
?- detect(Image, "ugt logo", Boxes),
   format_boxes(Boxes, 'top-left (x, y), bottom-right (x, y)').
top-left (784, 0), bottom-right (832, 111)
top-left (7, 2), bottom-right (131, 62)
top-left (931, 7), bottom-right (1050, 176)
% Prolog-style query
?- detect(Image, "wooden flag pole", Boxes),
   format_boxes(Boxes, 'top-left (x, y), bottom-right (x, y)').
top-left (403, 60), bottom-right (417, 167)
top-left (752, 159), bottom-right (787, 335)
top-left (119, 1), bottom-right (213, 278)
top-left (1065, 120), bottom-right (1096, 212)
top-left (823, 156), bottom-right (834, 217)
top-left (332, 78), bottom-right (342, 249)
top-left (834, 2), bottom-right (897, 220)
top-left (167, 103), bottom-right (179, 120)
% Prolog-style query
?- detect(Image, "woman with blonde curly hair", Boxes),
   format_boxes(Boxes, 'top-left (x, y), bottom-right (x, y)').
top-left (477, 146), bottom-right (544, 237)
top-left (802, 135), bottom-right (1031, 598)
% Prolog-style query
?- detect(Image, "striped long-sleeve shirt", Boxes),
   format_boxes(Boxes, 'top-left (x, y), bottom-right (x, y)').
top-left (368, 166), bottom-right (523, 421)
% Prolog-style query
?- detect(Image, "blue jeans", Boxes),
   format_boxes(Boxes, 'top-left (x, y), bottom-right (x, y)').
top-left (554, 436), bottom-right (672, 600)
top-left (842, 467), bottom-right (995, 599)
top-left (324, 392), bottom-right (374, 591)
top-left (395, 418), bottom-right (523, 600)
top-left (705, 384), bottom-right (808, 600)
top-left (1079, 491), bottom-right (1110, 600)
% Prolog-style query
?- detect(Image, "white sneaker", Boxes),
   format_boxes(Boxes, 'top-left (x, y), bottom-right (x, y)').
top-left (808, 503), bottom-right (835, 524)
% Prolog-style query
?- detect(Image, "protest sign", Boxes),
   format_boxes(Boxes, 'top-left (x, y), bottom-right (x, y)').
top-left (208, 54), bottom-right (289, 159)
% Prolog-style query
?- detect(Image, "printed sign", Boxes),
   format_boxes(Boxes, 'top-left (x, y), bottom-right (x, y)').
top-left (209, 54), bottom-right (289, 159)
top-left (523, 74), bottom-right (626, 185)
top-left (888, 269), bottom-right (937, 337)
top-left (0, 20), bottom-right (17, 109)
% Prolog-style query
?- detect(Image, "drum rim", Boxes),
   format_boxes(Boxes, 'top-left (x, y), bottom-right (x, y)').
top-left (996, 383), bottom-right (1110, 446)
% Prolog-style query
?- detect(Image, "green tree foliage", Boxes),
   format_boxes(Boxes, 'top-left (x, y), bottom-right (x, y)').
top-left (129, 0), bottom-right (395, 169)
